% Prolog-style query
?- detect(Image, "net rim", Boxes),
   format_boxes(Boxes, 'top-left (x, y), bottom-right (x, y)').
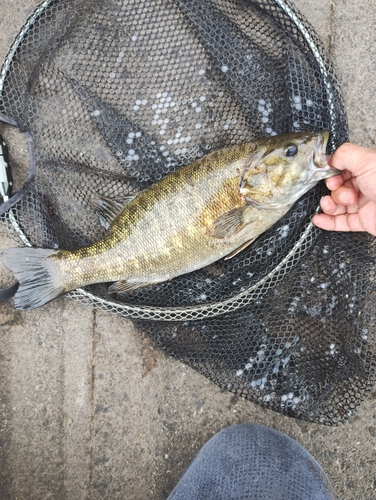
top-left (66, 210), bottom-right (320, 321)
top-left (0, 0), bottom-right (340, 320)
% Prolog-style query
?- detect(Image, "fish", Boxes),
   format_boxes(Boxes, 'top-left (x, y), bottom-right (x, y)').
top-left (1, 130), bottom-right (340, 310)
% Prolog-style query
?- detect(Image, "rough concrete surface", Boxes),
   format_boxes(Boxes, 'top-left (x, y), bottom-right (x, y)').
top-left (0, 1), bottom-right (376, 499)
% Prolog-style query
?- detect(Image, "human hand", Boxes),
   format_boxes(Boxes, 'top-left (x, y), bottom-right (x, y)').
top-left (312, 142), bottom-right (376, 236)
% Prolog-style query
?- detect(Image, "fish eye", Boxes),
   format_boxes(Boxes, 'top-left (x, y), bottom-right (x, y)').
top-left (285, 144), bottom-right (298, 158)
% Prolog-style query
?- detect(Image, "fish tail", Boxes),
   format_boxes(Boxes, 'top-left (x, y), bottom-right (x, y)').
top-left (1, 247), bottom-right (64, 310)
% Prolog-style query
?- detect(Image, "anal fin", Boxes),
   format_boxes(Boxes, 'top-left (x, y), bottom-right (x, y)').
top-left (224, 238), bottom-right (256, 260)
top-left (108, 279), bottom-right (152, 294)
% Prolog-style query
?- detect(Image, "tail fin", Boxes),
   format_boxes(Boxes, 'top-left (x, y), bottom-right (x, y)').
top-left (1, 247), bottom-right (64, 310)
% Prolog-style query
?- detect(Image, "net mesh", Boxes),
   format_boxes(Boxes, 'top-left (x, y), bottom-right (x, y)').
top-left (1, 0), bottom-right (375, 424)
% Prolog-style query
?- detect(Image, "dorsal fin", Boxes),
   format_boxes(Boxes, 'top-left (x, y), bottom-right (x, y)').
top-left (91, 193), bottom-right (137, 228)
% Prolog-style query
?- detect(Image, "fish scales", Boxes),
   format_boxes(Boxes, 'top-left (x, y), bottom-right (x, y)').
top-left (56, 142), bottom-right (258, 289)
top-left (1, 131), bottom-right (341, 309)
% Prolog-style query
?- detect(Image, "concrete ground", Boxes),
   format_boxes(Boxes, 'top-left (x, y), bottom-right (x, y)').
top-left (0, 1), bottom-right (376, 499)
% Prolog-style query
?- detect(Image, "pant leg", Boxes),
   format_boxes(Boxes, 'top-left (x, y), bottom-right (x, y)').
top-left (167, 424), bottom-right (338, 500)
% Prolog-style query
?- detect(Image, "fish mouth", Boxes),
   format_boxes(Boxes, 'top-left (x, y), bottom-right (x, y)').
top-left (311, 131), bottom-right (341, 180)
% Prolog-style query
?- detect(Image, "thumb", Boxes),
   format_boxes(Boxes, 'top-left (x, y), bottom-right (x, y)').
top-left (329, 142), bottom-right (373, 175)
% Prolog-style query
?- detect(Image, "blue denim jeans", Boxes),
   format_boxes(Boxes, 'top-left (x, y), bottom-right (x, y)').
top-left (167, 424), bottom-right (337, 499)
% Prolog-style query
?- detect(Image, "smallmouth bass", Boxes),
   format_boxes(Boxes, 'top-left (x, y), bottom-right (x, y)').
top-left (1, 131), bottom-right (339, 310)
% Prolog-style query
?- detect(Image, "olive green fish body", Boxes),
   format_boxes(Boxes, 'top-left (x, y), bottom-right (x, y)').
top-left (54, 144), bottom-right (254, 286)
top-left (1, 131), bottom-right (340, 309)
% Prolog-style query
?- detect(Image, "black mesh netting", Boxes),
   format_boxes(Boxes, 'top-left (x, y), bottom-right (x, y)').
top-left (0, 0), bottom-right (375, 425)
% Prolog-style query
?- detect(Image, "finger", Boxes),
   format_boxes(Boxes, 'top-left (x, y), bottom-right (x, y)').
top-left (325, 170), bottom-right (354, 191)
top-left (312, 213), bottom-right (366, 232)
top-left (330, 142), bottom-right (371, 174)
top-left (312, 213), bottom-right (337, 231)
top-left (325, 174), bottom-right (344, 191)
top-left (319, 195), bottom-right (346, 215)
top-left (330, 185), bottom-right (358, 206)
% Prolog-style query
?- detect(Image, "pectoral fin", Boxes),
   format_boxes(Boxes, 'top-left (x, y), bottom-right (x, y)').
top-left (91, 193), bottom-right (138, 228)
top-left (224, 238), bottom-right (257, 259)
top-left (207, 206), bottom-right (253, 239)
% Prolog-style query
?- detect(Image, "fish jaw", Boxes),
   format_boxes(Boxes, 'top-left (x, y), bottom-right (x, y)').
top-left (282, 131), bottom-right (341, 208)
top-left (240, 130), bottom-right (342, 211)
top-left (310, 130), bottom-right (341, 181)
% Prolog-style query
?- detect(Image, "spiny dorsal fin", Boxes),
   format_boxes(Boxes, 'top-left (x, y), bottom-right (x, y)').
top-left (207, 206), bottom-right (254, 239)
top-left (91, 193), bottom-right (137, 228)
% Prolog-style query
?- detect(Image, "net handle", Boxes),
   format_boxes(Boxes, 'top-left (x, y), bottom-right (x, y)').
top-left (0, 113), bottom-right (36, 217)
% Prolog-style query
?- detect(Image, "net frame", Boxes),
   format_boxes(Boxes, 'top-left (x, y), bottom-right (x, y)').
top-left (2, 0), bottom-right (373, 426)
top-left (0, 0), bottom-right (346, 322)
